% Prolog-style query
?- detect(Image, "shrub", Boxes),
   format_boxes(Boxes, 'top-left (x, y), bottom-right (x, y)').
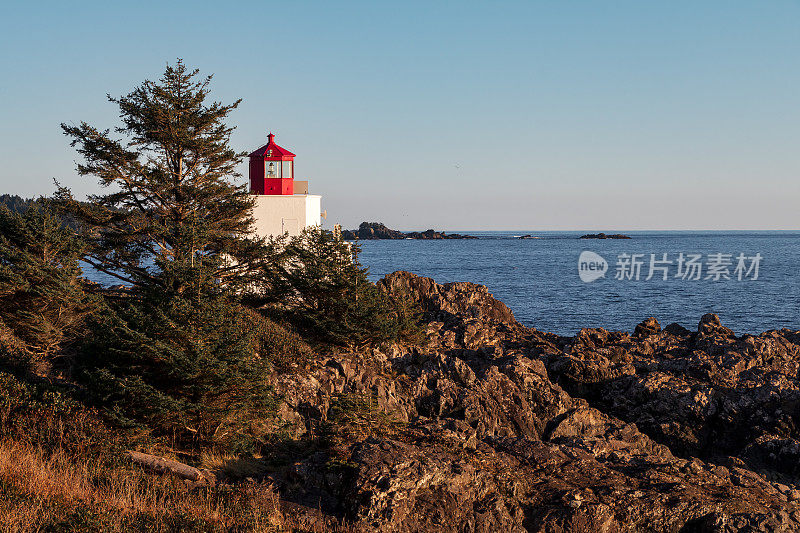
top-left (252, 315), bottom-right (314, 370)
top-left (0, 371), bottom-right (118, 456)
top-left (322, 392), bottom-right (405, 448)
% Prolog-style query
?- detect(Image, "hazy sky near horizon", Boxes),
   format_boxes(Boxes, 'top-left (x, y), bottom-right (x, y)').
top-left (1, 1), bottom-right (798, 231)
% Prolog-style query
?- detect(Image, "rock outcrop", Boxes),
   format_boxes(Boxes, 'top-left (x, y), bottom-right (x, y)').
top-left (579, 232), bottom-right (632, 239)
top-left (263, 272), bottom-right (800, 532)
top-left (545, 314), bottom-right (800, 492)
top-left (341, 222), bottom-right (476, 240)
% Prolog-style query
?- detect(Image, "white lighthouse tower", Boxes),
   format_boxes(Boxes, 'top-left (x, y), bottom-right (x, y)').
top-left (247, 133), bottom-right (322, 238)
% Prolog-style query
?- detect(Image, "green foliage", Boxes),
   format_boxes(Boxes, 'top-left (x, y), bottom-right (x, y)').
top-left (56, 59), bottom-right (270, 297)
top-left (251, 315), bottom-right (314, 370)
top-left (79, 291), bottom-right (277, 452)
top-left (0, 194), bottom-right (33, 214)
top-left (261, 226), bottom-right (421, 348)
top-left (0, 372), bottom-right (79, 421)
top-left (0, 371), bottom-right (117, 456)
top-left (0, 203), bottom-right (95, 367)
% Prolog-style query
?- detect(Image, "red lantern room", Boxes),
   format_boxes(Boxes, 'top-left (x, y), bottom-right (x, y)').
top-left (248, 133), bottom-right (296, 195)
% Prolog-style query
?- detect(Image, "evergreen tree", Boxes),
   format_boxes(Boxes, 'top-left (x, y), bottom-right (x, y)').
top-left (269, 227), bottom-right (420, 347)
top-left (57, 61), bottom-right (278, 449)
top-left (79, 290), bottom-right (275, 450)
top-left (0, 203), bottom-right (95, 368)
top-left (0, 195), bottom-right (33, 214)
top-left (56, 59), bottom-right (267, 296)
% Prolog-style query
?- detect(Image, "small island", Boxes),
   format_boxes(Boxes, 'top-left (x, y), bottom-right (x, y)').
top-left (579, 232), bottom-right (632, 239)
top-left (341, 222), bottom-right (477, 240)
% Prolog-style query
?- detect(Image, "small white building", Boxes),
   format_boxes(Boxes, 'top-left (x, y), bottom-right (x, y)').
top-left (247, 133), bottom-right (322, 238)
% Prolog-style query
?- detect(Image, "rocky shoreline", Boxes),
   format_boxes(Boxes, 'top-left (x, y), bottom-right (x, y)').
top-left (261, 271), bottom-right (800, 531)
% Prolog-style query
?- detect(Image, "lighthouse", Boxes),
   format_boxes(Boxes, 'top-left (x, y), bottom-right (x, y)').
top-left (248, 133), bottom-right (322, 238)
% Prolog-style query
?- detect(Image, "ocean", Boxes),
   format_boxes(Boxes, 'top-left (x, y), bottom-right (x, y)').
top-left (357, 231), bottom-right (800, 337)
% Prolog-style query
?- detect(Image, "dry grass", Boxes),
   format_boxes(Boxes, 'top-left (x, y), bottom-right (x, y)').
top-left (200, 451), bottom-right (269, 480)
top-left (0, 440), bottom-right (288, 532)
top-left (0, 370), bottom-right (349, 532)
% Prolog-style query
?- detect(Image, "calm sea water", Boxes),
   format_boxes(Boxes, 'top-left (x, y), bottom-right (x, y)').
top-left (357, 231), bottom-right (800, 336)
top-left (81, 231), bottom-right (800, 337)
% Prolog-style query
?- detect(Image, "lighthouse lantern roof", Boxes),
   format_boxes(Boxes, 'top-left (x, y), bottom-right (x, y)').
top-left (248, 133), bottom-right (296, 161)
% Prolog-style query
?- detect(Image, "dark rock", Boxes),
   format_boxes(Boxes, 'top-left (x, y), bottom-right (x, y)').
top-left (697, 313), bottom-right (735, 337)
top-left (633, 317), bottom-right (661, 338)
top-left (698, 312), bottom-right (722, 330)
top-left (579, 232), bottom-right (632, 239)
top-left (355, 222), bottom-right (405, 240)
top-left (664, 322), bottom-right (692, 337)
top-left (341, 222), bottom-right (477, 240)
top-left (546, 312), bottom-right (800, 500)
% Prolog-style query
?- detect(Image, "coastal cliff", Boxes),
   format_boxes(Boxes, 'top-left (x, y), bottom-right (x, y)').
top-left (261, 272), bottom-right (800, 531)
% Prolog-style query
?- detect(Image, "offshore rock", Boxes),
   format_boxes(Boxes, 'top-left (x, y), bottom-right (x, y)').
top-left (340, 222), bottom-right (476, 240)
top-left (579, 232), bottom-right (632, 239)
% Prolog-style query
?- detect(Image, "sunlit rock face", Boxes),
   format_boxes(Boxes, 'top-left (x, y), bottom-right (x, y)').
top-left (268, 272), bottom-right (800, 532)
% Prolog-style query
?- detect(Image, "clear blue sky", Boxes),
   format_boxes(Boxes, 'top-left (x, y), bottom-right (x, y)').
top-left (1, 1), bottom-right (798, 230)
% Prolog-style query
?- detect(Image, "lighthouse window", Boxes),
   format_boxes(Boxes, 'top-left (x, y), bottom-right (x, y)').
top-left (281, 161), bottom-right (293, 179)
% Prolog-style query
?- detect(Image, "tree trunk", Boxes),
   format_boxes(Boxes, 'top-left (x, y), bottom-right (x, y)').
top-left (126, 450), bottom-right (216, 485)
